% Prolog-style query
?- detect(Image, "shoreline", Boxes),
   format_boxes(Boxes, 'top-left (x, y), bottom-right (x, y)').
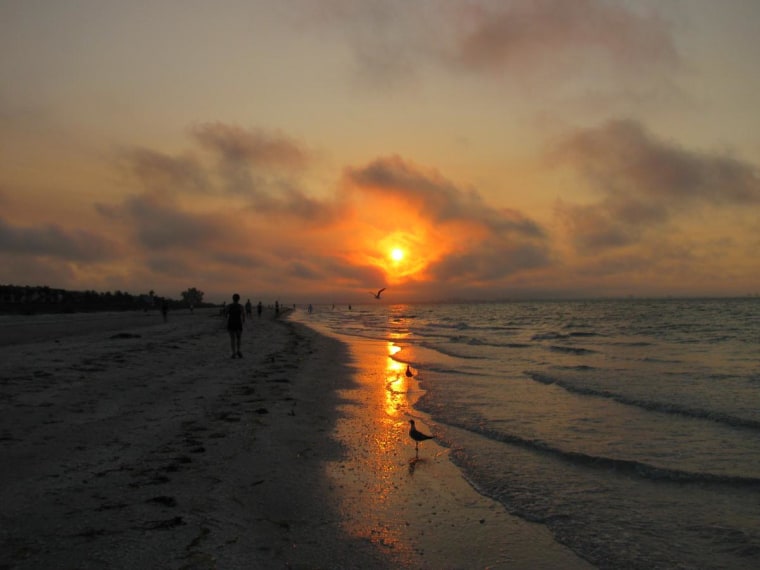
top-left (292, 315), bottom-right (593, 569)
top-left (1, 310), bottom-right (591, 568)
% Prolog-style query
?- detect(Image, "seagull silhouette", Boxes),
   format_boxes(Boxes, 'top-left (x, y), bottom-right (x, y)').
top-left (408, 419), bottom-right (433, 458)
top-left (371, 288), bottom-right (386, 299)
top-left (405, 364), bottom-right (413, 378)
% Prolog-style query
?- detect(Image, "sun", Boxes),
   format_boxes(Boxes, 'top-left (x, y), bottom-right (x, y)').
top-left (370, 231), bottom-right (433, 282)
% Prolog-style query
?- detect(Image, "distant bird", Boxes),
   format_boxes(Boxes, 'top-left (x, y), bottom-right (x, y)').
top-left (405, 364), bottom-right (413, 378)
top-left (371, 288), bottom-right (386, 299)
top-left (408, 419), bottom-right (433, 457)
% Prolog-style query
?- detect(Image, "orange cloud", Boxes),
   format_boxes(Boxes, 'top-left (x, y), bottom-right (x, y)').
top-left (4, 117), bottom-right (754, 302)
top-left (83, 138), bottom-right (554, 299)
top-left (342, 155), bottom-right (550, 287)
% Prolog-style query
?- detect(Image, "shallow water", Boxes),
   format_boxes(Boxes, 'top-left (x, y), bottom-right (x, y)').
top-left (293, 298), bottom-right (760, 569)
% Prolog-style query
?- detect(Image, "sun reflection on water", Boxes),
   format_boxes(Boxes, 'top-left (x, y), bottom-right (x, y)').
top-left (384, 342), bottom-right (409, 417)
top-left (324, 328), bottom-right (441, 565)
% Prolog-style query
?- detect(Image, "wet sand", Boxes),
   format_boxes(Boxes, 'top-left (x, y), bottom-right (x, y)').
top-left (0, 308), bottom-right (592, 569)
top-left (294, 320), bottom-right (594, 569)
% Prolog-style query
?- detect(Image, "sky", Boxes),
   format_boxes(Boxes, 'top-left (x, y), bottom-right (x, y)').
top-left (1, 0), bottom-right (759, 304)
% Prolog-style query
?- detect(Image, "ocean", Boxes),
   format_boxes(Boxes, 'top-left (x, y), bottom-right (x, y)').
top-left (292, 298), bottom-right (760, 569)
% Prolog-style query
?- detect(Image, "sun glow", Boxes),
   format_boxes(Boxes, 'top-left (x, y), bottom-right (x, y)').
top-left (366, 229), bottom-right (438, 283)
top-left (350, 202), bottom-right (451, 283)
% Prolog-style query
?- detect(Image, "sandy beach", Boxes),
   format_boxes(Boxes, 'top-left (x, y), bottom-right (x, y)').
top-left (0, 308), bottom-right (591, 569)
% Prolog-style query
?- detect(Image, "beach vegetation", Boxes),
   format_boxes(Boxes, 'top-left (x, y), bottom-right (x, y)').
top-left (181, 287), bottom-right (204, 307)
top-left (0, 284), bottom-right (211, 315)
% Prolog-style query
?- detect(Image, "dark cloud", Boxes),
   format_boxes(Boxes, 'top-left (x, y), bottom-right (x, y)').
top-left (105, 122), bottom-right (337, 237)
top-left (191, 122), bottom-right (310, 170)
top-left (213, 251), bottom-right (265, 269)
top-left (144, 254), bottom-right (197, 277)
top-left (295, 0), bottom-right (678, 87)
top-left (347, 155), bottom-right (544, 237)
top-left (555, 201), bottom-right (639, 251)
top-left (552, 119), bottom-right (760, 252)
top-left (429, 240), bottom-right (551, 283)
top-left (277, 253), bottom-right (387, 290)
top-left (0, 254), bottom-right (80, 289)
top-left (186, 122), bottom-right (337, 224)
top-left (122, 195), bottom-right (238, 250)
top-left (248, 181), bottom-right (339, 226)
top-left (576, 250), bottom-right (659, 278)
top-left (120, 148), bottom-right (209, 195)
top-left (321, 257), bottom-right (387, 286)
top-left (143, 251), bottom-right (262, 295)
top-left (454, 0), bottom-right (678, 72)
top-left (292, 0), bottom-right (430, 88)
top-left (276, 254), bottom-right (382, 285)
top-left (0, 216), bottom-right (118, 261)
top-left (554, 119), bottom-right (760, 205)
top-left (287, 261), bottom-right (322, 281)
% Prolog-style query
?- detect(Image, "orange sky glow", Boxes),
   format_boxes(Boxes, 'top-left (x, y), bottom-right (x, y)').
top-left (1, 1), bottom-right (759, 303)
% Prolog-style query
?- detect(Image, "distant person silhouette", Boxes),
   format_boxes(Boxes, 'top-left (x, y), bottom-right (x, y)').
top-left (161, 299), bottom-right (169, 322)
top-left (226, 293), bottom-right (245, 359)
top-left (245, 299), bottom-right (252, 317)
top-left (257, 301), bottom-right (263, 318)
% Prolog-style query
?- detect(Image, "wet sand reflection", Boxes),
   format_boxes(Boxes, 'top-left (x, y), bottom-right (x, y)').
top-left (384, 342), bottom-right (410, 417)
top-left (299, 312), bottom-right (595, 568)
top-left (325, 335), bottom-right (441, 564)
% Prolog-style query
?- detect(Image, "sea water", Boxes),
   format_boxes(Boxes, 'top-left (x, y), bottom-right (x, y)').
top-left (292, 298), bottom-right (760, 569)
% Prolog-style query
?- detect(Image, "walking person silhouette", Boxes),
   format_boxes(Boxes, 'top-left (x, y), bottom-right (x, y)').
top-left (226, 293), bottom-right (245, 358)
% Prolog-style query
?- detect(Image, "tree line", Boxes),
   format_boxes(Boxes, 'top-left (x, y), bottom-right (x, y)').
top-left (0, 284), bottom-right (207, 315)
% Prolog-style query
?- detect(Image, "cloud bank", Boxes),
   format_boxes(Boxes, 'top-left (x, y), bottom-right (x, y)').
top-left (2, 117), bottom-right (758, 301)
top-left (297, 0), bottom-right (679, 90)
top-left (552, 119), bottom-right (760, 253)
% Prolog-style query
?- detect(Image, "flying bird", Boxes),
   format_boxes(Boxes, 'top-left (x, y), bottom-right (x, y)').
top-left (371, 288), bottom-right (386, 299)
top-left (408, 419), bottom-right (433, 458)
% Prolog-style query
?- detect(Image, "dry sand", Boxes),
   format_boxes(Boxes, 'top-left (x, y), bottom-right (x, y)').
top-left (0, 308), bottom-right (592, 569)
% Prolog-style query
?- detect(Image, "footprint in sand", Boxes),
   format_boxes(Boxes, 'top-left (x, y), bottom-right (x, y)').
top-left (146, 495), bottom-right (177, 507)
top-left (142, 516), bottom-right (185, 530)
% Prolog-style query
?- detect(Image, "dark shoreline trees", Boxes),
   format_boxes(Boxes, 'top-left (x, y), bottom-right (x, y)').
top-left (0, 284), bottom-right (209, 315)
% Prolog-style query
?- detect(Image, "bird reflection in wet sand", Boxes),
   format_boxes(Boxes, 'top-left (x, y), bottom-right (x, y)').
top-left (409, 419), bottom-right (433, 459)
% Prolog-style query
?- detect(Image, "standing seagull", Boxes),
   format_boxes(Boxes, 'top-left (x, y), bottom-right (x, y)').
top-left (408, 420), bottom-right (433, 458)
top-left (405, 364), bottom-right (413, 378)
top-left (371, 288), bottom-right (386, 299)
